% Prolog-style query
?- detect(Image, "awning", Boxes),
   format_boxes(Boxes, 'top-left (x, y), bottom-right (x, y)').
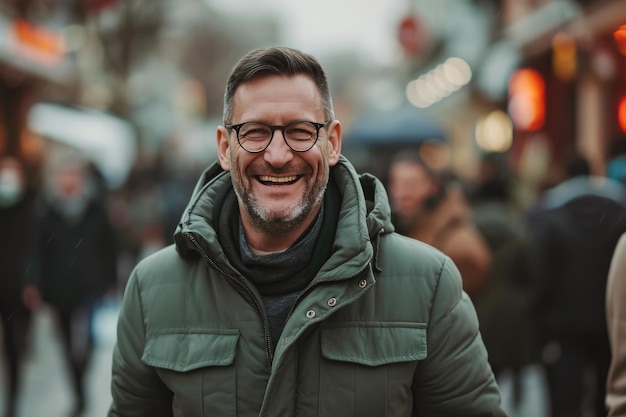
top-left (0, 15), bottom-right (77, 88)
top-left (28, 103), bottom-right (137, 190)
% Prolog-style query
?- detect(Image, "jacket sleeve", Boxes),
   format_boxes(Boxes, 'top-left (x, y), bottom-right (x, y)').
top-left (108, 269), bottom-right (173, 417)
top-left (413, 257), bottom-right (508, 417)
top-left (607, 233), bottom-right (626, 417)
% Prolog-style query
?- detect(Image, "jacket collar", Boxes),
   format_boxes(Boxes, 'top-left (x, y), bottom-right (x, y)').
top-left (174, 155), bottom-right (393, 278)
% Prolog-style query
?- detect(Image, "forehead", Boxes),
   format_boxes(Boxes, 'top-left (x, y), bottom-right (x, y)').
top-left (231, 74), bottom-right (323, 121)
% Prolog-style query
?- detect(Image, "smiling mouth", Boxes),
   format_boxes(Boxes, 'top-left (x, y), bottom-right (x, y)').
top-left (258, 175), bottom-right (299, 185)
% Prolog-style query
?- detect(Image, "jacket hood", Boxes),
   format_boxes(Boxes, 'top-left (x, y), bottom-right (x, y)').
top-left (173, 155), bottom-right (394, 278)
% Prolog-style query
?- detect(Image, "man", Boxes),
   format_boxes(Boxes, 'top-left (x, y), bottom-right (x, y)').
top-left (0, 156), bottom-right (38, 417)
top-left (539, 154), bottom-right (626, 209)
top-left (26, 154), bottom-right (118, 417)
top-left (387, 150), bottom-right (491, 297)
top-left (108, 46), bottom-right (506, 417)
top-left (529, 155), bottom-right (626, 417)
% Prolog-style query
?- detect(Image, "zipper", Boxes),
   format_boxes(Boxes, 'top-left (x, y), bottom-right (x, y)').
top-left (184, 231), bottom-right (275, 366)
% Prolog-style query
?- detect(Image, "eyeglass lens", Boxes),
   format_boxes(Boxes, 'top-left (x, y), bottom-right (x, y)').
top-left (238, 121), bottom-right (320, 152)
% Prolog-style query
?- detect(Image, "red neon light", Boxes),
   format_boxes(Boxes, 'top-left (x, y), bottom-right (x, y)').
top-left (619, 96), bottom-right (626, 133)
top-left (508, 69), bottom-right (545, 131)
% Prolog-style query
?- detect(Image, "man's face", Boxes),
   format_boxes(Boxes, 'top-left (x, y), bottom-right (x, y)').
top-left (217, 74), bottom-right (341, 236)
top-left (388, 160), bottom-right (436, 222)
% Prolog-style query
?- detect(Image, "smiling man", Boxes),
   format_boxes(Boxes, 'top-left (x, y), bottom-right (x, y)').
top-left (108, 46), bottom-right (507, 417)
top-left (219, 73), bottom-right (338, 249)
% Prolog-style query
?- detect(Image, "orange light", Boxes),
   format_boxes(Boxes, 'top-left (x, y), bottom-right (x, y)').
top-left (615, 24), bottom-right (626, 56)
top-left (10, 19), bottom-right (64, 66)
top-left (619, 96), bottom-right (626, 133)
top-left (552, 32), bottom-right (577, 81)
top-left (508, 69), bottom-right (545, 131)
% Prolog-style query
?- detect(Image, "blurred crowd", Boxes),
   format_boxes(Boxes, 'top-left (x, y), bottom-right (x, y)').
top-left (384, 137), bottom-right (626, 417)
top-left (2, 126), bottom-right (626, 417)
top-left (0, 138), bottom-right (207, 417)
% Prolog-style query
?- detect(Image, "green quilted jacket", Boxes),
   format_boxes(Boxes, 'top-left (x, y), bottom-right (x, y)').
top-left (108, 156), bottom-right (507, 417)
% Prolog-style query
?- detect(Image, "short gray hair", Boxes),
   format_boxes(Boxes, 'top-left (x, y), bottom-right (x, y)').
top-left (222, 46), bottom-right (334, 124)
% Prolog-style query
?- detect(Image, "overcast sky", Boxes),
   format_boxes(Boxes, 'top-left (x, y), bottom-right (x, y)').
top-left (210, 0), bottom-right (412, 66)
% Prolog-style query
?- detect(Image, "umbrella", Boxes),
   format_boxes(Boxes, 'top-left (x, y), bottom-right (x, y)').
top-left (343, 106), bottom-right (446, 146)
top-left (341, 107), bottom-right (447, 179)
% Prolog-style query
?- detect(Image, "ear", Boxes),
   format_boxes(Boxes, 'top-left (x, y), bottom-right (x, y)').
top-left (217, 126), bottom-right (232, 171)
top-left (326, 120), bottom-right (342, 166)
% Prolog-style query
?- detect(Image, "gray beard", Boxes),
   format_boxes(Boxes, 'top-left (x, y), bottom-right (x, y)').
top-left (235, 182), bottom-right (326, 235)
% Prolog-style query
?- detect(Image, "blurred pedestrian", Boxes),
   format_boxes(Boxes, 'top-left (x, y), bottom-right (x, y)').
top-left (469, 152), bottom-right (540, 415)
top-left (541, 154), bottom-right (626, 209)
top-left (606, 231), bottom-right (626, 417)
top-left (387, 149), bottom-right (491, 297)
top-left (0, 155), bottom-right (38, 417)
top-left (108, 46), bottom-right (507, 417)
top-left (529, 154), bottom-right (626, 417)
top-left (25, 152), bottom-right (118, 417)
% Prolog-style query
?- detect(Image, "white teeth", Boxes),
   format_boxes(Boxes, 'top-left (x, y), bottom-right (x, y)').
top-left (259, 175), bottom-right (298, 183)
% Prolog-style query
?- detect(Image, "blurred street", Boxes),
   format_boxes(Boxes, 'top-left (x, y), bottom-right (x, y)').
top-left (0, 306), bottom-right (114, 417)
top-left (497, 365), bottom-right (551, 417)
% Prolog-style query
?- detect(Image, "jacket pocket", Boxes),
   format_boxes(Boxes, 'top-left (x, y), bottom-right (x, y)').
top-left (142, 329), bottom-right (239, 417)
top-left (142, 328), bottom-right (239, 371)
top-left (319, 323), bottom-right (426, 417)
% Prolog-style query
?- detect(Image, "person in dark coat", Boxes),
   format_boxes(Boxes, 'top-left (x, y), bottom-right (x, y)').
top-left (25, 154), bottom-right (118, 417)
top-left (529, 155), bottom-right (626, 417)
top-left (0, 156), bottom-right (38, 417)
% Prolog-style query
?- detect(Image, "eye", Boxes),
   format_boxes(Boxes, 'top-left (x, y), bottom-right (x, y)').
top-left (286, 122), bottom-right (316, 140)
top-left (240, 123), bottom-right (271, 140)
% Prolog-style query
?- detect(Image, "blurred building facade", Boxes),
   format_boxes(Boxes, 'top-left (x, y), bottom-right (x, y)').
top-left (0, 0), bottom-right (278, 188)
top-left (491, 0), bottom-right (626, 187)
top-left (0, 0), bottom-right (79, 185)
top-left (0, 0), bottom-right (623, 207)
top-left (366, 0), bottom-right (625, 210)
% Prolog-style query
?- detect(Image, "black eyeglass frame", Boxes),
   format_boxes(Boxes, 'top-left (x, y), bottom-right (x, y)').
top-left (225, 120), bottom-right (330, 153)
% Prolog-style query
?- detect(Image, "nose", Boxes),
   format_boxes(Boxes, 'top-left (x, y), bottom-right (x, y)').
top-left (263, 129), bottom-right (293, 167)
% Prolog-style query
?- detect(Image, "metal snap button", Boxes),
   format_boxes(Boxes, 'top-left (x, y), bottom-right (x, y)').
top-left (327, 297), bottom-right (337, 307)
top-left (359, 279), bottom-right (367, 289)
top-left (306, 310), bottom-right (316, 319)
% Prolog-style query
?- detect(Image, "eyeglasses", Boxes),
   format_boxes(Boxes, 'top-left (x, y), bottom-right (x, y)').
top-left (226, 121), bottom-right (329, 153)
